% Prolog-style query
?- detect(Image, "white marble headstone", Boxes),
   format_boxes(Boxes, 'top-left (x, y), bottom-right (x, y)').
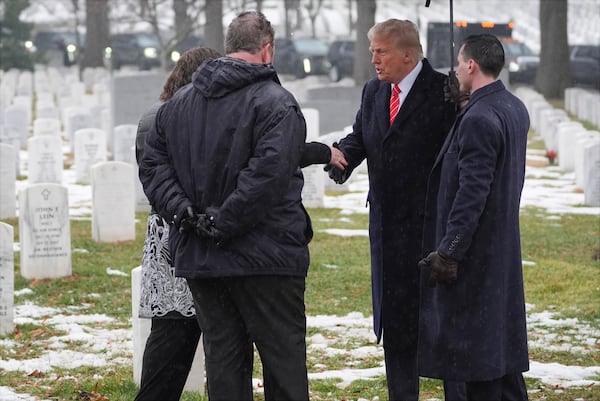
top-left (0, 143), bottom-right (16, 219)
top-left (574, 131), bottom-right (600, 189)
top-left (112, 124), bottom-right (138, 163)
top-left (3, 103), bottom-right (30, 148)
top-left (19, 183), bottom-right (72, 279)
top-left (0, 222), bottom-right (14, 336)
top-left (27, 135), bottom-right (64, 184)
top-left (584, 141), bottom-right (600, 206)
top-left (91, 161), bottom-right (135, 242)
top-left (63, 106), bottom-right (94, 148)
top-left (557, 121), bottom-right (585, 171)
top-left (33, 118), bottom-right (62, 137)
top-left (301, 108), bottom-right (325, 208)
top-left (74, 128), bottom-right (108, 184)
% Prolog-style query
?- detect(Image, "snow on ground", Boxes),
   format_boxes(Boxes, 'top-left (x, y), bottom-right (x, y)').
top-left (3, 141), bottom-right (599, 400)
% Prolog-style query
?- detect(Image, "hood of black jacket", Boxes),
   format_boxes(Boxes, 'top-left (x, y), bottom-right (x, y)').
top-left (192, 56), bottom-right (281, 99)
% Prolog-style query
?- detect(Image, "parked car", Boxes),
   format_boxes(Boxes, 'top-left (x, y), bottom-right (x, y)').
top-left (105, 32), bottom-right (161, 70)
top-left (501, 37), bottom-right (539, 84)
top-left (28, 31), bottom-right (83, 66)
top-left (327, 39), bottom-right (355, 82)
top-left (273, 37), bottom-right (330, 78)
top-left (569, 45), bottom-right (600, 89)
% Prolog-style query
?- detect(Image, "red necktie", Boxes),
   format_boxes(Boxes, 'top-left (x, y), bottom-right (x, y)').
top-left (389, 84), bottom-right (401, 125)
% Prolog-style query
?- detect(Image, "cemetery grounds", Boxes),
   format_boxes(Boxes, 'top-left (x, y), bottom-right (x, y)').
top-left (0, 124), bottom-right (599, 401)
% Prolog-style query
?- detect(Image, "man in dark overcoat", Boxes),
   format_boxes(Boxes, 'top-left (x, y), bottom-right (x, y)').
top-left (327, 19), bottom-right (456, 400)
top-left (418, 34), bottom-right (530, 400)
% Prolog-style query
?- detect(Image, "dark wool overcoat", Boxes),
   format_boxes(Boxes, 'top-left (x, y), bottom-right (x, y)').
top-left (139, 57), bottom-right (312, 279)
top-left (337, 59), bottom-right (456, 342)
top-left (419, 80), bottom-right (530, 381)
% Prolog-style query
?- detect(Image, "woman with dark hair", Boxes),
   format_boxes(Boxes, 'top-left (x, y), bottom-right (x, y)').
top-left (134, 47), bottom-right (222, 401)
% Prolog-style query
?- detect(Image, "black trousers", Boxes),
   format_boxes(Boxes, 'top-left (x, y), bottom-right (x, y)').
top-left (465, 373), bottom-right (529, 401)
top-left (134, 317), bottom-right (202, 401)
top-left (187, 275), bottom-right (308, 401)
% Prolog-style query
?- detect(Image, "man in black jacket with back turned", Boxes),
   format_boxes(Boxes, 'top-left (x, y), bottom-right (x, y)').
top-left (139, 11), bottom-right (312, 401)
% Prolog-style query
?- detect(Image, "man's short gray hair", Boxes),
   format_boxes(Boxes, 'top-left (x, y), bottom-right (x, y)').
top-left (225, 11), bottom-right (274, 55)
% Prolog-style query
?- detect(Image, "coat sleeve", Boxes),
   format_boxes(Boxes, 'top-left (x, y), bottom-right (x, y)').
top-left (336, 81), bottom-right (376, 172)
top-left (206, 104), bottom-right (307, 238)
top-left (300, 141), bottom-right (331, 168)
top-left (138, 104), bottom-right (192, 223)
top-left (438, 113), bottom-right (502, 261)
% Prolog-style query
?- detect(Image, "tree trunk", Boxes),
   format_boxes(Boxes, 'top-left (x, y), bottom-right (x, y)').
top-left (535, 0), bottom-right (569, 99)
top-left (354, 0), bottom-right (376, 86)
top-left (81, 0), bottom-right (109, 70)
top-left (173, 0), bottom-right (189, 39)
top-left (205, 0), bottom-right (224, 54)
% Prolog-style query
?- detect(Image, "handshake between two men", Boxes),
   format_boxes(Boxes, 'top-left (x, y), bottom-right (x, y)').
top-left (175, 207), bottom-right (222, 244)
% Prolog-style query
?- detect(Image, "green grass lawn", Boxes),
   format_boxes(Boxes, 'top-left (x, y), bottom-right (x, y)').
top-left (1, 178), bottom-right (599, 400)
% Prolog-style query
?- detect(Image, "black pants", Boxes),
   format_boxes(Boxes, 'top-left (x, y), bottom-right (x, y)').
top-left (465, 373), bottom-right (529, 401)
top-left (134, 317), bottom-right (202, 401)
top-left (187, 275), bottom-right (308, 401)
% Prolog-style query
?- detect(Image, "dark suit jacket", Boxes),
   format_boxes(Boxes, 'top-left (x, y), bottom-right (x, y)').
top-left (419, 80), bottom-right (530, 381)
top-left (337, 59), bottom-right (456, 342)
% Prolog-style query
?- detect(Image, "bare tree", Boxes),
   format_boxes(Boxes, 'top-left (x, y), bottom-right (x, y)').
top-left (133, 0), bottom-right (204, 69)
top-left (205, 0), bottom-right (224, 53)
top-left (304, 0), bottom-right (323, 38)
top-left (81, 0), bottom-right (109, 70)
top-left (353, 0), bottom-right (375, 85)
top-left (535, 0), bottom-right (570, 99)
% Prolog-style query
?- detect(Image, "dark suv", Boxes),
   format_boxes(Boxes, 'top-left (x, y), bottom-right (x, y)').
top-left (273, 37), bottom-right (330, 78)
top-left (327, 39), bottom-right (355, 82)
top-left (105, 32), bottom-right (161, 70)
top-left (569, 45), bottom-right (600, 89)
top-left (30, 31), bottom-right (83, 66)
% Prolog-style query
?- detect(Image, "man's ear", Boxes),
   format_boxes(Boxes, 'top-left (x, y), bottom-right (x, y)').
top-left (261, 42), bottom-right (273, 64)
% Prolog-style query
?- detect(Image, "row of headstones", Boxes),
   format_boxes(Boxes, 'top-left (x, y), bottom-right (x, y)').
top-left (0, 123), bottom-right (149, 218)
top-left (0, 159), bottom-right (137, 322)
top-left (565, 87), bottom-right (600, 129)
top-left (515, 87), bottom-right (600, 206)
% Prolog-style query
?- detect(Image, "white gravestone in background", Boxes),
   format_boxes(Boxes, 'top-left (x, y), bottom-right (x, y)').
top-left (19, 184), bottom-right (72, 279)
top-left (91, 161), bottom-right (135, 242)
top-left (557, 121), bottom-right (585, 171)
top-left (131, 266), bottom-right (205, 393)
top-left (584, 142), bottom-right (600, 206)
top-left (0, 222), bottom-right (14, 336)
top-left (574, 132), bottom-right (600, 190)
top-left (74, 128), bottom-right (107, 184)
top-left (33, 118), bottom-right (62, 137)
top-left (63, 107), bottom-right (94, 149)
top-left (112, 124), bottom-right (138, 163)
top-left (0, 143), bottom-right (16, 219)
top-left (27, 135), bottom-right (64, 184)
top-left (4, 103), bottom-right (29, 148)
top-left (301, 108), bottom-right (325, 208)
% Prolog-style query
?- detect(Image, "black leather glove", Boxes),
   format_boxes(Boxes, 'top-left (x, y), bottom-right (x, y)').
top-left (418, 251), bottom-right (458, 287)
top-left (195, 214), bottom-right (222, 245)
top-left (444, 71), bottom-right (470, 106)
top-left (174, 206), bottom-right (198, 234)
top-left (324, 164), bottom-right (350, 184)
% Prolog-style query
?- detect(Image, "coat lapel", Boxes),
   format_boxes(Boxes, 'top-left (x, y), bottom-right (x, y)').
top-left (376, 84), bottom-right (391, 136)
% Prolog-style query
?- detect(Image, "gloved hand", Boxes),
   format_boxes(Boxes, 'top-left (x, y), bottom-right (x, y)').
top-left (324, 164), bottom-right (350, 184)
top-left (418, 251), bottom-right (458, 287)
top-left (444, 71), bottom-right (470, 106)
top-left (174, 206), bottom-right (198, 234)
top-left (195, 214), bottom-right (222, 245)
